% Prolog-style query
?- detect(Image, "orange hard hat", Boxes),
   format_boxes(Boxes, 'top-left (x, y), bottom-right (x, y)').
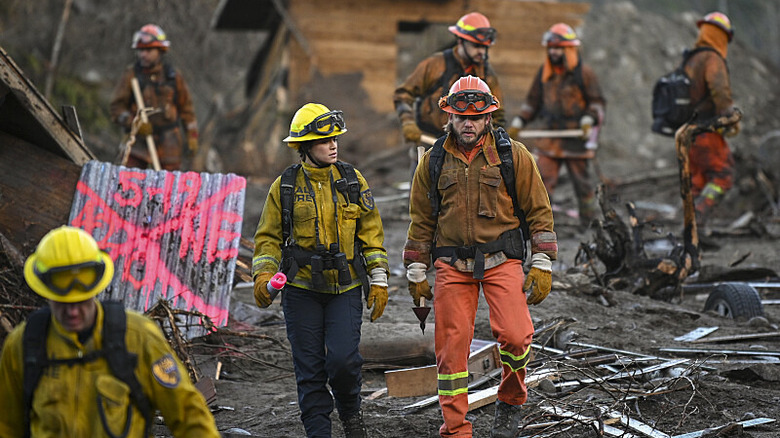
top-left (542, 23), bottom-right (581, 47)
top-left (132, 24), bottom-right (170, 51)
top-left (697, 11), bottom-right (734, 42)
top-left (438, 75), bottom-right (500, 115)
top-left (448, 12), bottom-right (496, 46)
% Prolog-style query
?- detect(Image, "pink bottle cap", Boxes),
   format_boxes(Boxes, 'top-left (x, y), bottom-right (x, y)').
top-left (269, 272), bottom-right (287, 290)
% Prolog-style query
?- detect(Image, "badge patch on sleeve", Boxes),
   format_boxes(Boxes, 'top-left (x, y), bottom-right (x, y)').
top-left (360, 189), bottom-right (375, 210)
top-left (151, 353), bottom-right (181, 388)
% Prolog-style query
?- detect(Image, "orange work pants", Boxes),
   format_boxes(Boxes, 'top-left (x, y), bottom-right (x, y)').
top-left (690, 132), bottom-right (734, 216)
top-left (536, 155), bottom-right (596, 224)
top-left (433, 258), bottom-right (534, 437)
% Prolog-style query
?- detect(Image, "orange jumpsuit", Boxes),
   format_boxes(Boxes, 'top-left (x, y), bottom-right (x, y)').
top-left (684, 25), bottom-right (737, 219)
top-left (404, 132), bottom-right (557, 437)
top-left (518, 48), bottom-right (606, 225)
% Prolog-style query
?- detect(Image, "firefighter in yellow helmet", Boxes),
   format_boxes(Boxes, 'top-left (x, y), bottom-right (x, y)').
top-left (252, 103), bottom-right (389, 437)
top-left (405, 76), bottom-right (556, 437)
top-left (0, 226), bottom-right (219, 437)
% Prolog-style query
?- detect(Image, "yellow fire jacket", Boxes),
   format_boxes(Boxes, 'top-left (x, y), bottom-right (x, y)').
top-left (253, 162), bottom-right (389, 293)
top-left (0, 302), bottom-right (219, 438)
top-left (404, 131), bottom-right (557, 272)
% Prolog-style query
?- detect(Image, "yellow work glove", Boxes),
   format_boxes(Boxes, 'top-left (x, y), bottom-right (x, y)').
top-left (406, 262), bottom-right (433, 306)
top-left (507, 116), bottom-right (524, 140)
top-left (136, 121), bottom-right (153, 137)
top-left (724, 121), bottom-right (740, 138)
top-left (253, 272), bottom-right (275, 308)
top-left (187, 131), bottom-right (199, 153)
top-left (402, 120), bottom-right (422, 144)
top-left (367, 268), bottom-right (388, 322)
top-left (579, 115), bottom-right (595, 140)
top-left (524, 253), bottom-right (552, 305)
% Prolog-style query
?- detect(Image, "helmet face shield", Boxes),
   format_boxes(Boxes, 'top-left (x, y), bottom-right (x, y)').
top-left (444, 91), bottom-right (498, 113)
top-left (289, 111), bottom-right (346, 138)
top-left (33, 260), bottom-right (106, 297)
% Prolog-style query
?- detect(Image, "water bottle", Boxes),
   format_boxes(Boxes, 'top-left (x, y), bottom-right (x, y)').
top-left (266, 272), bottom-right (287, 301)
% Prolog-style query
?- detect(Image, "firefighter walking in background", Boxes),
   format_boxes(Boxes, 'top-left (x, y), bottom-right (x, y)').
top-left (393, 12), bottom-right (506, 146)
top-left (404, 76), bottom-right (557, 438)
top-left (252, 103), bottom-right (389, 437)
top-left (0, 226), bottom-right (219, 437)
top-left (509, 23), bottom-right (606, 229)
top-left (683, 12), bottom-right (739, 225)
top-left (110, 24), bottom-right (199, 171)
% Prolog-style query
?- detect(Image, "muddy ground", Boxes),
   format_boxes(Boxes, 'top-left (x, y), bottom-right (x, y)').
top-left (190, 146), bottom-right (780, 437)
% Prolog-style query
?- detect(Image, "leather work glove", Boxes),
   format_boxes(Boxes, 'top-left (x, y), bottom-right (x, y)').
top-left (406, 262), bottom-right (433, 306)
top-left (507, 116), bottom-right (524, 140)
top-left (524, 253), bottom-right (552, 305)
top-left (402, 120), bottom-right (423, 144)
top-left (367, 268), bottom-right (388, 322)
top-left (724, 121), bottom-right (741, 138)
top-left (579, 115), bottom-right (595, 140)
top-left (187, 131), bottom-right (199, 153)
top-left (253, 272), bottom-right (275, 308)
top-left (136, 121), bottom-right (153, 137)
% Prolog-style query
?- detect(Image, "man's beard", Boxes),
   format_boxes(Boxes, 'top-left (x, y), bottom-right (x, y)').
top-left (455, 124), bottom-right (488, 149)
top-left (548, 54), bottom-right (564, 65)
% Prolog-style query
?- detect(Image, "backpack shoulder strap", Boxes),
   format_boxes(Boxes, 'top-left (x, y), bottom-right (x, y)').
top-left (423, 48), bottom-right (460, 100)
top-left (280, 164), bottom-right (302, 243)
top-left (427, 135), bottom-right (448, 217)
top-left (494, 128), bottom-right (530, 238)
top-left (101, 301), bottom-right (153, 436)
top-left (334, 161), bottom-right (360, 204)
top-left (22, 307), bottom-right (51, 438)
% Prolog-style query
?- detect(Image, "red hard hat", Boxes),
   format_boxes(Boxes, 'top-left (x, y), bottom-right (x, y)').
top-left (697, 12), bottom-right (734, 42)
top-left (448, 12), bottom-right (496, 46)
top-left (132, 24), bottom-right (170, 51)
top-left (542, 23), bottom-right (581, 47)
top-left (438, 75), bottom-right (500, 115)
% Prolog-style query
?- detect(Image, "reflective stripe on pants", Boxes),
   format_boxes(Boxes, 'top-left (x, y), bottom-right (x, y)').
top-left (433, 258), bottom-right (534, 437)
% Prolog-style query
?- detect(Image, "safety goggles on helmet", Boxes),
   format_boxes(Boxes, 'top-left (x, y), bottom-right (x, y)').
top-left (444, 90), bottom-right (498, 112)
top-left (462, 27), bottom-right (496, 45)
top-left (289, 111), bottom-right (345, 138)
top-left (33, 260), bottom-right (106, 297)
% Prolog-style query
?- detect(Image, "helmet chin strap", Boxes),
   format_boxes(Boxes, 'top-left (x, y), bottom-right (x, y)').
top-left (303, 148), bottom-right (328, 168)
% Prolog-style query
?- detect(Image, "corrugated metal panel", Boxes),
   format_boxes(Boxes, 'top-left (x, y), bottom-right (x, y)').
top-left (68, 161), bottom-right (246, 337)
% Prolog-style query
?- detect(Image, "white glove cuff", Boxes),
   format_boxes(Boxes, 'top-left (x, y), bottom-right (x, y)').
top-left (369, 268), bottom-right (388, 287)
top-left (406, 262), bottom-right (428, 283)
top-left (580, 115), bottom-right (595, 127)
top-left (510, 116), bottom-right (524, 129)
top-left (530, 253), bottom-right (552, 272)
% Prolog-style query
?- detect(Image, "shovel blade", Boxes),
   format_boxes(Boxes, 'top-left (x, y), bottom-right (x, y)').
top-left (412, 306), bottom-right (431, 334)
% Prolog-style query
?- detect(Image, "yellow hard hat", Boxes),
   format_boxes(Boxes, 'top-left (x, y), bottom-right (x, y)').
top-left (24, 226), bottom-right (114, 303)
top-left (283, 103), bottom-right (347, 145)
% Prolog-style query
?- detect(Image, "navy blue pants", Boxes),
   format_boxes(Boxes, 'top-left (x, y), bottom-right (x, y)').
top-left (282, 286), bottom-right (364, 438)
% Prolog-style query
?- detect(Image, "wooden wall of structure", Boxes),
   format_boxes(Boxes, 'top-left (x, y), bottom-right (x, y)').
top-left (286, 0), bottom-right (590, 114)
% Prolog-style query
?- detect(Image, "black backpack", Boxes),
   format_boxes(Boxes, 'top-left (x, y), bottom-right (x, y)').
top-left (651, 47), bottom-right (720, 136)
top-left (22, 301), bottom-right (153, 438)
top-left (428, 128), bottom-right (530, 239)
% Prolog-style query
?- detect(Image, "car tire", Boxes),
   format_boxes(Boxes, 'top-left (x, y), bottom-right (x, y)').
top-left (703, 282), bottom-right (764, 319)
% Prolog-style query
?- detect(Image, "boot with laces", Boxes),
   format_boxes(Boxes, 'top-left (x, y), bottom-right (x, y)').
top-left (491, 400), bottom-right (522, 438)
top-left (341, 410), bottom-right (367, 438)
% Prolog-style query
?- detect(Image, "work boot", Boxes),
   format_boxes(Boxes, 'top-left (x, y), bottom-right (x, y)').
top-left (491, 400), bottom-right (522, 438)
top-left (341, 410), bottom-right (367, 438)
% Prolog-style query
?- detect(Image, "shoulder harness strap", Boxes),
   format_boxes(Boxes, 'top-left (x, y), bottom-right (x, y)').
top-left (333, 161), bottom-right (360, 204)
top-left (494, 128), bottom-right (530, 238)
top-left (280, 164), bottom-right (302, 243)
top-left (22, 307), bottom-right (51, 438)
top-left (427, 134), bottom-right (448, 217)
top-left (101, 301), bottom-right (153, 437)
